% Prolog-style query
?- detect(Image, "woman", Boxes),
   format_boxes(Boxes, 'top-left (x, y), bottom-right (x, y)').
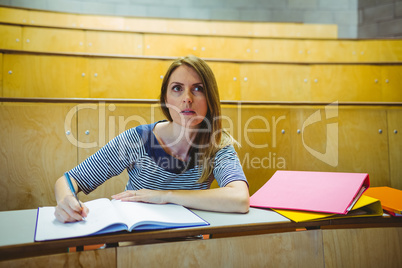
top-left (54, 55), bottom-right (249, 223)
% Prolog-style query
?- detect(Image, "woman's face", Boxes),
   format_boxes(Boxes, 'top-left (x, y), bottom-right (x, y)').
top-left (165, 65), bottom-right (208, 128)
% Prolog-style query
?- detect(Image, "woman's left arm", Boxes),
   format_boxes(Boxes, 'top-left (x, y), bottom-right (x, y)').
top-left (112, 180), bottom-right (250, 213)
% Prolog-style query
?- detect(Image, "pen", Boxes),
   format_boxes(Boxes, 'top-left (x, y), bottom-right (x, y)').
top-left (64, 172), bottom-right (85, 220)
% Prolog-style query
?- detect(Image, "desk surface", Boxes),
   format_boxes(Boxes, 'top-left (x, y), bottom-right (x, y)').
top-left (1, 206), bottom-right (401, 261)
top-left (0, 207), bottom-right (289, 246)
top-left (0, 209), bottom-right (37, 247)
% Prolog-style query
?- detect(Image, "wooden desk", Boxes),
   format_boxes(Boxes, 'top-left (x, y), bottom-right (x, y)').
top-left (0, 208), bottom-right (292, 260)
top-left (0, 208), bottom-right (401, 267)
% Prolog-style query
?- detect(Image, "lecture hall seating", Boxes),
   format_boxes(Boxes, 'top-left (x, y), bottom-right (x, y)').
top-left (0, 7), bottom-right (401, 211)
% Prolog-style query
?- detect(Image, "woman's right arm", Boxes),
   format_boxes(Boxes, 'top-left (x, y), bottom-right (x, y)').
top-left (54, 174), bottom-right (89, 223)
top-left (54, 128), bottom-right (140, 223)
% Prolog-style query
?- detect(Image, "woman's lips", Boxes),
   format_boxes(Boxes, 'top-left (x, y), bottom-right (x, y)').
top-left (181, 109), bottom-right (196, 115)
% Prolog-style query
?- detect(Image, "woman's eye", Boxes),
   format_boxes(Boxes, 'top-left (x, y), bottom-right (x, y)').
top-left (172, 85), bottom-right (182, 92)
top-left (194, 86), bottom-right (204, 92)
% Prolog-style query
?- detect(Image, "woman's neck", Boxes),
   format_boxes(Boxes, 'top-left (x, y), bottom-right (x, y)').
top-left (154, 121), bottom-right (198, 161)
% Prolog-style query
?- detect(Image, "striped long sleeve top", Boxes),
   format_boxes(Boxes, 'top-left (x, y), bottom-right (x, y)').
top-left (68, 121), bottom-right (248, 195)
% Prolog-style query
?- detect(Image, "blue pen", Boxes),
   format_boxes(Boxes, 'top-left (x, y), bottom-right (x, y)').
top-left (64, 172), bottom-right (85, 219)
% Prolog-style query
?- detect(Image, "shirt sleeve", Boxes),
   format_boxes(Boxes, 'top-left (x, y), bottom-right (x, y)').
top-left (213, 145), bottom-right (248, 187)
top-left (68, 128), bottom-right (143, 194)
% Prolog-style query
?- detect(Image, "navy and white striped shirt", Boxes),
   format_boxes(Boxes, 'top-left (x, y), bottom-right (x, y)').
top-left (69, 121), bottom-right (247, 194)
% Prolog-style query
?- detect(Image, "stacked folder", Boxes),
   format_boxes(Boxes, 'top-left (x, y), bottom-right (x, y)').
top-left (364, 186), bottom-right (402, 216)
top-left (250, 170), bottom-right (383, 222)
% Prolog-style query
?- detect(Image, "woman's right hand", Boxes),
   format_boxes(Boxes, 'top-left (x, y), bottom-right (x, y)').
top-left (54, 195), bottom-right (89, 223)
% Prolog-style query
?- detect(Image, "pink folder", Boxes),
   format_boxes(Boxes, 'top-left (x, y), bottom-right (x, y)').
top-left (250, 170), bottom-right (370, 214)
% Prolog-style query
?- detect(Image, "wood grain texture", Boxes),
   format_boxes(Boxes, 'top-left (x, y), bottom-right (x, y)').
top-left (323, 227), bottom-right (402, 268)
top-left (387, 109), bottom-right (402, 190)
top-left (2, 23), bottom-right (400, 63)
top-left (252, 22), bottom-right (337, 39)
top-left (0, 25), bottom-right (22, 50)
top-left (0, 103), bottom-right (77, 210)
top-left (309, 65), bottom-right (382, 102)
top-left (381, 66), bottom-right (402, 102)
top-left (1, 101), bottom-right (400, 209)
top-left (78, 14), bottom-right (125, 31)
top-left (0, 248), bottom-right (116, 268)
top-left (235, 105), bottom-right (291, 195)
top-left (27, 10), bottom-right (79, 29)
top-left (165, 19), bottom-right (210, 35)
top-left (0, 7), bottom-right (337, 39)
top-left (0, 53), bottom-right (2, 97)
top-left (0, 7), bottom-right (28, 24)
top-left (3, 54), bottom-right (90, 98)
top-left (117, 230), bottom-right (324, 268)
top-left (239, 64), bottom-right (311, 102)
top-left (290, 106), bottom-right (390, 187)
top-left (86, 31), bottom-right (143, 55)
top-left (124, 17), bottom-right (168, 33)
top-left (208, 62), bottom-right (241, 101)
top-left (1, 24), bottom-right (400, 63)
top-left (88, 58), bottom-right (170, 99)
top-left (143, 34), bottom-right (200, 57)
top-left (252, 39), bottom-right (307, 62)
top-left (380, 40), bottom-right (402, 62)
top-left (22, 27), bottom-right (86, 53)
top-left (199, 36), bottom-right (252, 60)
top-left (2, 52), bottom-right (401, 102)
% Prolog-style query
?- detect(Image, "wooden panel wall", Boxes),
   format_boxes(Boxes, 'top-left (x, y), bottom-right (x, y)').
top-left (323, 227), bottom-right (402, 267)
top-left (240, 64), bottom-right (311, 102)
top-left (3, 54), bottom-right (90, 98)
top-left (2, 53), bottom-right (401, 102)
top-left (0, 53), bottom-right (2, 96)
top-left (0, 103), bottom-right (77, 210)
top-left (0, 7), bottom-right (338, 39)
top-left (0, 25), bottom-right (22, 50)
top-left (231, 105), bottom-right (291, 195)
top-left (0, 248), bottom-right (116, 268)
top-left (86, 31), bottom-right (143, 55)
top-left (289, 106), bottom-right (390, 187)
top-left (1, 102), bottom-right (401, 211)
top-left (117, 230), bottom-right (324, 268)
top-left (0, 7), bottom-right (401, 211)
top-left (388, 109), bottom-right (402, 190)
top-left (22, 27), bottom-right (86, 53)
top-left (208, 62), bottom-right (241, 101)
top-left (382, 66), bottom-right (402, 102)
top-left (1, 23), bottom-right (402, 63)
top-left (1, 227), bottom-right (401, 267)
top-left (309, 65), bottom-right (382, 102)
top-left (88, 58), bottom-right (170, 99)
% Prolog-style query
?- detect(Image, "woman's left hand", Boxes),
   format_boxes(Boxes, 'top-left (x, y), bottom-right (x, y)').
top-left (112, 189), bottom-right (168, 204)
top-left (112, 181), bottom-right (249, 213)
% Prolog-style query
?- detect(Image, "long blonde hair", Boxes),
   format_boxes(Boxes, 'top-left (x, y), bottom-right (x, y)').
top-left (160, 55), bottom-right (235, 183)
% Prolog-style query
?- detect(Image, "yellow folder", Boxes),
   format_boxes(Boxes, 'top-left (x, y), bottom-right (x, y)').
top-left (273, 195), bottom-right (383, 222)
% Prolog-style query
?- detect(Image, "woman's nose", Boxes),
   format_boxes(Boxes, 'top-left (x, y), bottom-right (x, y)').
top-left (182, 89), bottom-right (193, 103)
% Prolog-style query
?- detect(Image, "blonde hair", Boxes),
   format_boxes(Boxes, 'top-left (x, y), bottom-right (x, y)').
top-left (160, 55), bottom-right (235, 183)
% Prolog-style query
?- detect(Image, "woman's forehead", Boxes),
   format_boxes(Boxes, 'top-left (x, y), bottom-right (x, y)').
top-left (169, 65), bottom-right (202, 84)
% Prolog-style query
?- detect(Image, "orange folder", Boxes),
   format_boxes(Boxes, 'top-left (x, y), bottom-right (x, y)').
top-left (364, 186), bottom-right (402, 214)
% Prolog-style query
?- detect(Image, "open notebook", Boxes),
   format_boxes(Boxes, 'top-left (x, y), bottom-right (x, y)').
top-left (35, 198), bottom-right (209, 241)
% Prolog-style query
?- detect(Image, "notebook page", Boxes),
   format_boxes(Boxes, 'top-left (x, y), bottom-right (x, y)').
top-left (35, 198), bottom-right (125, 241)
top-left (111, 200), bottom-right (208, 231)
